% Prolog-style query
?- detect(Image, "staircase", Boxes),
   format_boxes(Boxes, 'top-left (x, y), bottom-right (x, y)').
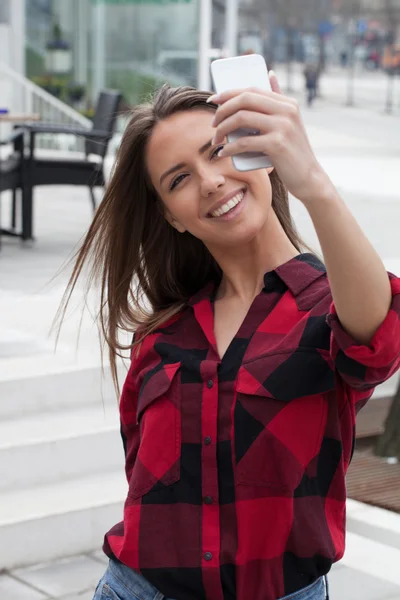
top-left (0, 365), bottom-right (127, 570)
top-left (0, 61), bottom-right (92, 153)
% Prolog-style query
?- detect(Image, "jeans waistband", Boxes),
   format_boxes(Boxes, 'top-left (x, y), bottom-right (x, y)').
top-left (281, 575), bottom-right (329, 600)
top-left (108, 558), bottom-right (329, 600)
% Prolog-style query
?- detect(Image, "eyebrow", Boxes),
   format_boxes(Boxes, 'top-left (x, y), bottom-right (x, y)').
top-left (159, 139), bottom-right (213, 186)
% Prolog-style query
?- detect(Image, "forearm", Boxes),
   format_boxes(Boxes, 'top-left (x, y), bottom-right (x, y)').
top-left (302, 173), bottom-right (392, 346)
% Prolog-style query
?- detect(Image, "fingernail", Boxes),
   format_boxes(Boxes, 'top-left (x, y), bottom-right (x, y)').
top-left (269, 70), bottom-right (276, 78)
top-left (211, 115), bottom-right (216, 127)
top-left (207, 94), bottom-right (220, 104)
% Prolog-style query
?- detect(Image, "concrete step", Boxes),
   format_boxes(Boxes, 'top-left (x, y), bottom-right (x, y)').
top-left (346, 498), bottom-right (400, 552)
top-left (0, 470), bottom-right (127, 570)
top-left (0, 404), bottom-right (124, 490)
top-left (0, 359), bottom-right (395, 422)
top-left (0, 363), bottom-right (125, 419)
top-left (341, 530), bottom-right (400, 588)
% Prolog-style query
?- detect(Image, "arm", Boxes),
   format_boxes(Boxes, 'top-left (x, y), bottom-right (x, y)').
top-left (210, 75), bottom-right (396, 347)
top-left (0, 128), bottom-right (25, 155)
top-left (299, 173), bottom-right (391, 346)
top-left (0, 128), bottom-right (25, 145)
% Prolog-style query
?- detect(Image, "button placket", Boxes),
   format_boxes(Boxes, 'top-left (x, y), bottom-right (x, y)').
top-left (201, 363), bottom-right (219, 571)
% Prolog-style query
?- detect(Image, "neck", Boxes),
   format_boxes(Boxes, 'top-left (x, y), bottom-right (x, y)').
top-left (209, 210), bottom-right (300, 303)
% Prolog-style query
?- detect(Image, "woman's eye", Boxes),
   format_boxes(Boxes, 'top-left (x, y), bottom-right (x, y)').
top-left (170, 174), bottom-right (187, 191)
top-left (211, 145), bottom-right (225, 159)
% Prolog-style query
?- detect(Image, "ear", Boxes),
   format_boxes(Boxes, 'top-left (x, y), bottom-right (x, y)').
top-left (165, 210), bottom-right (186, 234)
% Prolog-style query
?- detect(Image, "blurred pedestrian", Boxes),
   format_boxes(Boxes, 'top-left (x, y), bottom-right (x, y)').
top-left (304, 62), bottom-right (319, 107)
top-left (58, 73), bottom-right (399, 600)
top-left (340, 50), bottom-right (348, 68)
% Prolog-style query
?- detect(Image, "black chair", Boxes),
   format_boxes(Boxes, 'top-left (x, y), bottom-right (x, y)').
top-left (0, 129), bottom-right (25, 244)
top-left (13, 89), bottom-right (122, 240)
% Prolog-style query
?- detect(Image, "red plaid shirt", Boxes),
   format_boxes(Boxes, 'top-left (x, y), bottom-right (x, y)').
top-left (104, 253), bottom-right (400, 600)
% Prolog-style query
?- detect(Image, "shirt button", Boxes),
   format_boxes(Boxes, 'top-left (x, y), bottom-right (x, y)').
top-left (207, 379), bottom-right (214, 388)
top-left (204, 552), bottom-right (213, 561)
top-left (204, 436), bottom-right (212, 445)
top-left (204, 495), bottom-right (213, 505)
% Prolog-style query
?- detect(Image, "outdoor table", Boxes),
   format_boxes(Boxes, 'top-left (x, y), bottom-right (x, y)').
top-left (0, 113), bottom-right (40, 242)
top-left (0, 113), bottom-right (40, 124)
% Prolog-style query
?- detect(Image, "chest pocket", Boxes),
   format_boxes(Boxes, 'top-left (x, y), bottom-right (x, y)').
top-left (234, 349), bottom-right (333, 492)
top-left (128, 362), bottom-right (181, 499)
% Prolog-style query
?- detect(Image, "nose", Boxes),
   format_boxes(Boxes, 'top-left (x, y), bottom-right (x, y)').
top-left (199, 166), bottom-right (225, 197)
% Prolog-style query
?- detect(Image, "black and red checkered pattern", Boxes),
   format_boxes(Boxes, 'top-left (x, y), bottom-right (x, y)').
top-left (104, 253), bottom-right (400, 600)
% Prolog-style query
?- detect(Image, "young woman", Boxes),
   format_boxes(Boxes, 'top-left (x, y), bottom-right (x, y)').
top-left (63, 73), bottom-right (400, 600)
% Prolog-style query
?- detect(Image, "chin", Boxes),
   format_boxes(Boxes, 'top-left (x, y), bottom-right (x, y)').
top-left (217, 221), bottom-right (267, 248)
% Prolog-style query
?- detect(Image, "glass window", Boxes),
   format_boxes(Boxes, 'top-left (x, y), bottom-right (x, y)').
top-left (26, 0), bottom-right (201, 109)
top-left (91, 0), bottom-right (201, 105)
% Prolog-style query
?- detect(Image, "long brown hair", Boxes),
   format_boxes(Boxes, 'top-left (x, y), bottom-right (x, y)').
top-left (57, 84), bottom-right (311, 392)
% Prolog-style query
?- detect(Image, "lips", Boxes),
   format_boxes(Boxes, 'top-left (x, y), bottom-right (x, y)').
top-left (207, 188), bottom-right (247, 218)
top-left (210, 190), bottom-right (245, 218)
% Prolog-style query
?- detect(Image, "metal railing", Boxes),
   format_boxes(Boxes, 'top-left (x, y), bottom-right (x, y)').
top-left (0, 62), bottom-right (92, 153)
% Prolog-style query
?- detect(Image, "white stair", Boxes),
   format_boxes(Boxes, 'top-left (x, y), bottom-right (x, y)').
top-left (0, 366), bottom-right (127, 569)
top-left (0, 356), bottom-right (397, 570)
top-left (0, 470), bottom-right (127, 570)
top-left (346, 499), bottom-right (400, 552)
top-left (0, 364), bottom-right (124, 419)
top-left (0, 404), bottom-right (123, 490)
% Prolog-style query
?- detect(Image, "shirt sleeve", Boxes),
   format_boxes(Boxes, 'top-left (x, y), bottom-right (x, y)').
top-left (326, 274), bottom-right (400, 391)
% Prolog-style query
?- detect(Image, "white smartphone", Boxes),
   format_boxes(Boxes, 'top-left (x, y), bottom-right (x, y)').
top-left (210, 54), bottom-right (272, 172)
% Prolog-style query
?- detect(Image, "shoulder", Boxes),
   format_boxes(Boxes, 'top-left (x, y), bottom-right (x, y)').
top-left (129, 308), bottom-right (188, 372)
top-left (282, 253), bottom-right (331, 312)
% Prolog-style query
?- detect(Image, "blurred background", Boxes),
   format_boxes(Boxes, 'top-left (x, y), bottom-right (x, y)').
top-left (1, 2), bottom-right (400, 599)
top-left (3, 0), bottom-right (400, 111)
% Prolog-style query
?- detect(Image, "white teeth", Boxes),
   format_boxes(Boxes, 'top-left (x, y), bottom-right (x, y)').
top-left (211, 191), bottom-right (244, 217)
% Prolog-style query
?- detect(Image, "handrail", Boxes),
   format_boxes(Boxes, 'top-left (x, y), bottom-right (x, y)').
top-left (0, 62), bottom-right (91, 128)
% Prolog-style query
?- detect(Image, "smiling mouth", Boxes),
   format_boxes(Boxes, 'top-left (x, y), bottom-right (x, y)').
top-left (209, 190), bottom-right (245, 218)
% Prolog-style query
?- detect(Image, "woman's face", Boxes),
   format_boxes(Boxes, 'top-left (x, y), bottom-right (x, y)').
top-left (146, 109), bottom-right (274, 248)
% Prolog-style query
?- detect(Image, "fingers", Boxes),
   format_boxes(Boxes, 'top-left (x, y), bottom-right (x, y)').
top-left (212, 111), bottom-right (274, 145)
top-left (269, 70), bottom-right (281, 94)
top-left (219, 134), bottom-right (270, 158)
top-left (219, 128), bottom-right (292, 159)
top-left (211, 89), bottom-right (298, 130)
top-left (211, 90), bottom-right (283, 127)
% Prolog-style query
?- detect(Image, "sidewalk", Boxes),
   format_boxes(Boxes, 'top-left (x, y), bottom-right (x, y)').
top-left (275, 61), bottom-right (400, 116)
top-left (1, 78), bottom-right (400, 599)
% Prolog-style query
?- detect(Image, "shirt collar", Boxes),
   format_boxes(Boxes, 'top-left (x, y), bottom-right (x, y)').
top-left (188, 280), bottom-right (216, 307)
top-left (188, 253), bottom-right (326, 306)
top-left (273, 253), bottom-right (326, 296)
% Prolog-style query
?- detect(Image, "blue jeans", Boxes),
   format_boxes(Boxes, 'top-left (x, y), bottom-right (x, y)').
top-left (93, 558), bottom-right (329, 600)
